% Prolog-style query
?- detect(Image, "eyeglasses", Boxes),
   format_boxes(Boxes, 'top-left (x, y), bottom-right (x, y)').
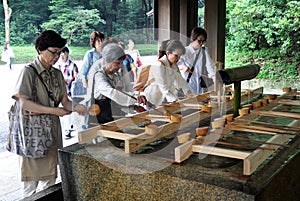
top-left (47, 48), bottom-right (62, 56)
top-left (197, 39), bottom-right (206, 44)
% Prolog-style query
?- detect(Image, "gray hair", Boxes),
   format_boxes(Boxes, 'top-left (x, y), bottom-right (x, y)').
top-left (101, 43), bottom-right (125, 63)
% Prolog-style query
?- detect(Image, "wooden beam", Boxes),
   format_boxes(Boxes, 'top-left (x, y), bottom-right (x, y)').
top-left (234, 119), bottom-right (300, 131)
top-left (97, 130), bottom-right (137, 140)
top-left (204, 0), bottom-right (226, 64)
top-left (277, 99), bottom-right (300, 106)
top-left (244, 134), bottom-right (291, 175)
top-left (255, 111), bottom-right (300, 119)
top-left (78, 126), bottom-right (102, 144)
top-left (192, 145), bottom-right (251, 160)
top-left (125, 110), bottom-right (209, 153)
top-left (228, 123), bottom-right (298, 135)
top-left (228, 126), bottom-right (279, 135)
top-left (174, 139), bottom-right (195, 163)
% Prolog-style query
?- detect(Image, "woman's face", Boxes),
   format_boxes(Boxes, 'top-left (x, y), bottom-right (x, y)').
top-left (192, 35), bottom-right (206, 49)
top-left (39, 47), bottom-right (63, 67)
top-left (128, 41), bottom-right (134, 49)
top-left (60, 51), bottom-right (69, 63)
top-left (95, 38), bottom-right (102, 50)
top-left (105, 59), bottom-right (123, 74)
top-left (166, 49), bottom-right (184, 65)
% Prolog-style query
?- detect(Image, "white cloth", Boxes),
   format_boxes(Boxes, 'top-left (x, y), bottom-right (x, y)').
top-left (143, 55), bottom-right (191, 105)
top-left (178, 44), bottom-right (216, 94)
top-left (1, 47), bottom-right (14, 63)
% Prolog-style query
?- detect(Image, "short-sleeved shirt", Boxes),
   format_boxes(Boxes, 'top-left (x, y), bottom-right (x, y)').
top-left (13, 57), bottom-right (67, 181)
top-left (81, 48), bottom-right (100, 81)
top-left (58, 59), bottom-right (79, 96)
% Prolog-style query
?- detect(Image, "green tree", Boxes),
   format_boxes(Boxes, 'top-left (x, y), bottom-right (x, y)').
top-left (41, 0), bottom-right (105, 45)
top-left (0, 0), bottom-right (153, 45)
top-left (6, 0), bottom-right (49, 45)
top-left (227, 0), bottom-right (300, 54)
top-left (226, 0), bottom-right (300, 81)
top-left (113, 0), bottom-right (153, 44)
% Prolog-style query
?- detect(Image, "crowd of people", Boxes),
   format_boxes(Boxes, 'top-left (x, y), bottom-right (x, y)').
top-left (11, 26), bottom-right (216, 198)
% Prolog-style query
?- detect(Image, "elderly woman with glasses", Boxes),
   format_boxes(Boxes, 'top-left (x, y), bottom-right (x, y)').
top-left (178, 27), bottom-right (216, 94)
top-left (12, 30), bottom-right (87, 198)
top-left (143, 40), bottom-right (192, 106)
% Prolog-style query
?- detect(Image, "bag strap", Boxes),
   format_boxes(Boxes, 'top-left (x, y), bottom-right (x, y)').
top-left (91, 71), bottom-right (96, 102)
top-left (201, 47), bottom-right (208, 76)
top-left (186, 48), bottom-right (202, 83)
top-left (91, 70), bottom-right (103, 102)
top-left (28, 65), bottom-right (56, 103)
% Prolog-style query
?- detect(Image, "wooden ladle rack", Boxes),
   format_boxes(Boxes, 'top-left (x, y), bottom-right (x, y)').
top-left (78, 87), bottom-right (300, 175)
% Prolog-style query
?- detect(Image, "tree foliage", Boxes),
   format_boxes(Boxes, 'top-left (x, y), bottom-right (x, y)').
top-left (42, 0), bottom-right (105, 45)
top-left (0, 0), bottom-right (154, 46)
top-left (226, 0), bottom-right (299, 81)
top-left (227, 0), bottom-right (300, 54)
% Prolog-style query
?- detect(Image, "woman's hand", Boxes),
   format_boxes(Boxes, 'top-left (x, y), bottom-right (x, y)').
top-left (51, 107), bottom-right (72, 117)
top-left (136, 95), bottom-right (148, 105)
top-left (178, 65), bottom-right (192, 73)
top-left (136, 95), bottom-right (156, 109)
top-left (74, 104), bottom-right (88, 116)
top-left (134, 105), bottom-right (146, 113)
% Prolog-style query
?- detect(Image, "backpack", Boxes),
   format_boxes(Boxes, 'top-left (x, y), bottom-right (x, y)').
top-left (133, 60), bottom-right (165, 92)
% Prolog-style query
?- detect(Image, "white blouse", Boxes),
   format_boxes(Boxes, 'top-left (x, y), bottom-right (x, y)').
top-left (144, 55), bottom-right (191, 105)
top-left (178, 44), bottom-right (215, 94)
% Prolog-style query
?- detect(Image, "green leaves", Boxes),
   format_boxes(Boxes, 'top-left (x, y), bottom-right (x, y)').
top-left (226, 0), bottom-right (300, 81)
top-left (227, 0), bottom-right (299, 54)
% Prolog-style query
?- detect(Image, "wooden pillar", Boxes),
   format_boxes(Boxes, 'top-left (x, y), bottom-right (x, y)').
top-left (154, 0), bottom-right (178, 41)
top-left (204, 0), bottom-right (226, 68)
top-left (154, 0), bottom-right (197, 45)
top-left (179, 0), bottom-right (198, 46)
top-left (154, 0), bottom-right (226, 67)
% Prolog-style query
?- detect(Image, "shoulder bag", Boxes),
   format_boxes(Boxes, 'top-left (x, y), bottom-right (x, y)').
top-left (6, 66), bottom-right (54, 158)
top-left (71, 78), bottom-right (87, 97)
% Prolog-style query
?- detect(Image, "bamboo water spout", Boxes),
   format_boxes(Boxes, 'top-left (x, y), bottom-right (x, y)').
top-left (218, 64), bottom-right (260, 116)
